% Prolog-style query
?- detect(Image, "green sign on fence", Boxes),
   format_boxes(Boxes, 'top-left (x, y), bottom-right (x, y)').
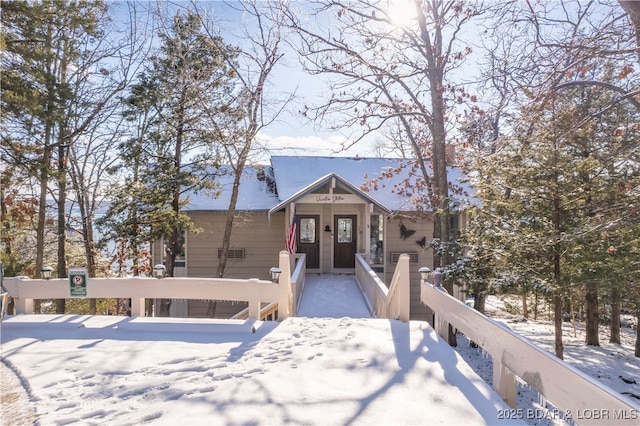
top-left (69, 268), bottom-right (87, 298)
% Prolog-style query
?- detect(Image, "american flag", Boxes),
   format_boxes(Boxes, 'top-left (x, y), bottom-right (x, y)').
top-left (285, 209), bottom-right (297, 254)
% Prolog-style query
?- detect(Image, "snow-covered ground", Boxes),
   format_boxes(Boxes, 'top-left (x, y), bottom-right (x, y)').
top-left (1, 277), bottom-right (638, 426)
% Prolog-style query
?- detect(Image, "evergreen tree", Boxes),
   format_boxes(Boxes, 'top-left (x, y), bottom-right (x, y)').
top-left (468, 64), bottom-right (640, 357)
top-left (99, 11), bottom-right (238, 315)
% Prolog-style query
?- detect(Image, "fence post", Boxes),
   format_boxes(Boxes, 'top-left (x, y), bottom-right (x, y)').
top-left (278, 250), bottom-right (291, 320)
top-left (493, 358), bottom-right (517, 408)
top-left (130, 298), bottom-right (145, 317)
top-left (397, 254), bottom-right (411, 322)
top-left (14, 298), bottom-right (33, 315)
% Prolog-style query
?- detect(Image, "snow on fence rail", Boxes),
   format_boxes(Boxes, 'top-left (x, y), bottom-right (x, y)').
top-left (421, 280), bottom-right (639, 425)
top-left (3, 276), bottom-right (283, 321)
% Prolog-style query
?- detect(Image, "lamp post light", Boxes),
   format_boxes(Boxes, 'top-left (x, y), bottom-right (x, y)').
top-left (269, 267), bottom-right (281, 283)
top-left (41, 266), bottom-right (54, 280)
top-left (418, 267), bottom-right (431, 283)
top-left (153, 264), bottom-right (166, 279)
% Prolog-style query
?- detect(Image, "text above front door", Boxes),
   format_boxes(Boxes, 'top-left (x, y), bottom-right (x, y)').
top-left (334, 215), bottom-right (357, 268)
top-left (298, 215), bottom-right (320, 269)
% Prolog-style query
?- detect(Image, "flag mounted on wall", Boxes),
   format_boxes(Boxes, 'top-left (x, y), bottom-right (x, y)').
top-left (286, 208), bottom-right (297, 254)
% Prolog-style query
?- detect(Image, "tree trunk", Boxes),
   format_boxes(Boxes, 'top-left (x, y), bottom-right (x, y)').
top-left (34, 145), bottom-right (52, 314)
top-left (159, 232), bottom-right (178, 317)
top-left (585, 281), bottom-right (600, 346)
top-left (207, 161), bottom-right (246, 318)
top-left (473, 291), bottom-right (487, 314)
top-left (610, 286), bottom-right (621, 344)
top-left (635, 306), bottom-right (639, 357)
top-left (420, 2), bottom-right (454, 345)
top-left (522, 290), bottom-right (528, 319)
top-left (619, 1), bottom-right (640, 52)
top-left (55, 142), bottom-right (68, 314)
top-left (84, 203), bottom-right (97, 315)
top-left (554, 293), bottom-right (564, 359)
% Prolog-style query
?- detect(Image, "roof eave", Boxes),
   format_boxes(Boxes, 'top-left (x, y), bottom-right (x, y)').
top-left (268, 172), bottom-right (392, 215)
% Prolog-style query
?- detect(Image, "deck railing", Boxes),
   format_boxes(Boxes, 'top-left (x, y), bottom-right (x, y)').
top-left (3, 276), bottom-right (283, 321)
top-left (231, 251), bottom-right (306, 320)
top-left (421, 279), bottom-right (639, 425)
top-left (288, 253), bottom-right (306, 316)
top-left (355, 253), bottom-right (410, 321)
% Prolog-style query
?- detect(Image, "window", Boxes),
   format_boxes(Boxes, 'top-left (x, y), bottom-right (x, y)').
top-left (337, 218), bottom-right (352, 243)
top-left (369, 214), bottom-right (384, 264)
top-left (300, 218), bottom-right (316, 243)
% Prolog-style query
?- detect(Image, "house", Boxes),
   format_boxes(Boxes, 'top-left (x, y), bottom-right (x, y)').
top-left (153, 155), bottom-right (471, 320)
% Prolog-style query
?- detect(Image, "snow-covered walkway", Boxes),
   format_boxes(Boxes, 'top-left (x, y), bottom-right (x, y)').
top-left (1, 314), bottom-right (516, 425)
top-left (297, 274), bottom-right (372, 318)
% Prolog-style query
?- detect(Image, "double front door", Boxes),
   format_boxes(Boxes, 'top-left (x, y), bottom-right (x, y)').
top-left (296, 214), bottom-right (357, 270)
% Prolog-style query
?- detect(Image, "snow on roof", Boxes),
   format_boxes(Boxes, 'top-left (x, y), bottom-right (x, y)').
top-left (184, 165), bottom-right (279, 211)
top-left (184, 156), bottom-right (473, 212)
top-left (270, 155), bottom-right (473, 212)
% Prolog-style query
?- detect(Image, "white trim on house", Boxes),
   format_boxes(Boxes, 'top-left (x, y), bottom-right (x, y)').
top-left (268, 172), bottom-right (392, 216)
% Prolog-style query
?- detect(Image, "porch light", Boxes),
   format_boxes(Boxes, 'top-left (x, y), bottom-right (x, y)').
top-left (324, 225), bottom-right (331, 232)
top-left (270, 267), bottom-right (281, 283)
top-left (418, 267), bottom-right (431, 282)
top-left (41, 266), bottom-right (53, 280)
top-left (153, 264), bottom-right (166, 279)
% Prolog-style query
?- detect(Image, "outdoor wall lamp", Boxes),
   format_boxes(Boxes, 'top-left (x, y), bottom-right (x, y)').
top-left (418, 267), bottom-right (431, 282)
top-left (270, 267), bottom-right (281, 283)
top-left (324, 225), bottom-right (331, 232)
top-left (153, 264), bottom-right (166, 279)
top-left (41, 266), bottom-right (53, 280)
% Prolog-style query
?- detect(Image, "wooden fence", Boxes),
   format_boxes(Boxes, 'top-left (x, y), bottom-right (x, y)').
top-left (355, 253), bottom-right (410, 321)
top-left (421, 279), bottom-right (639, 425)
top-left (3, 276), bottom-right (283, 321)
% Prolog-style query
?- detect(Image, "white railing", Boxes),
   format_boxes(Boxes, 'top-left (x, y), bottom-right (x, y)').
top-left (231, 302), bottom-right (279, 321)
top-left (355, 253), bottom-right (410, 321)
top-left (271, 250), bottom-right (305, 318)
top-left (288, 253), bottom-right (306, 317)
top-left (230, 251), bottom-right (305, 321)
top-left (421, 280), bottom-right (639, 425)
top-left (3, 276), bottom-right (283, 321)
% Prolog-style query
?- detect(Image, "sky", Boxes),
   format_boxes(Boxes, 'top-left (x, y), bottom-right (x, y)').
top-left (2, 275), bottom-right (639, 425)
top-left (106, 1), bottom-right (404, 160)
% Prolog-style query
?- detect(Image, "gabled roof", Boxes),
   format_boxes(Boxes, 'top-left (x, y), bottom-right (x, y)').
top-left (270, 155), bottom-right (472, 212)
top-left (268, 172), bottom-right (392, 215)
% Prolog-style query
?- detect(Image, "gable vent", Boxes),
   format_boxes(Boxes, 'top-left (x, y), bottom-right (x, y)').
top-left (218, 248), bottom-right (245, 259)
